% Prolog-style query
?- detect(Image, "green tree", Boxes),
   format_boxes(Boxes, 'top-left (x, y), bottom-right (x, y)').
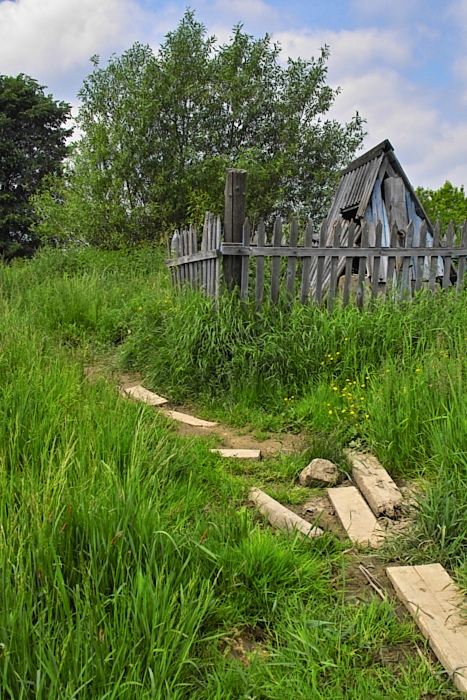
top-left (416, 181), bottom-right (467, 233)
top-left (0, 74), bottom-right (71, 258)
top-left (37, 11), bottom-right (365, 248)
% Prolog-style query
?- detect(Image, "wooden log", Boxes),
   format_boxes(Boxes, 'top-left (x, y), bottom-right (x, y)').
top-left (240, 218), bottom-right (251, 301)
top-left (346, 450), bottom-right (403, 518)
top-left (249, 487), bottom-right (323, 538)
top-left (300, 220), bottom-right (314, 305)
top-left (255, 220), bottom-right (266, 310)
top-left (457, 221), bottom-right (467, 294)
top-left (210, 449), bottom-right (261, 459)
top-left (286, 217), bottom-right (299, 302)
top-left (270, 216), bottom-right (282, 304)
top-left (327, 486), bottom-right (385, 547)
top-left (387, 564), bottom-right (467, 693)
top-left (122, 385), bottom-right (168, 406)
top-left (224, 169), bottom-right (247, 292)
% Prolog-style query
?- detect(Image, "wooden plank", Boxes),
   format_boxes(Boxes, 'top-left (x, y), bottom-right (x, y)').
top-left (372, 220), bottom-right (382, 299)
top-left (240, 218), bottom-right (251, 301)
top-left (122, 385), bottom-right (168, 406)
top-left (314, 221), bottom-right (327, 304)
top-left (386, 221), bottom-right (398, 292)
top-left (327, 221), bottom-right (341, 311)
top-left (166, 250), bottom-right (219, 268)
top-left (442, 221), bottom-right (455, 289)
top-left (270, 216), bottom-right (282, 304)
top-left (415, 219), bottom-right (427, 293)
top-left (429, 222), bottom-right (441, 292)
top-left (255, 220), bottom-right (266, 310)
top-left (400, 220), bottom-right (414, 300)
top-left (210, 449), bottom-right (261, 459)
top-left (346, 450), bottom-right (403, 518)
top-left (387, 564), bottom-right (467, 693)
top-left (214, 215), bottom-right (222, 299)
top-left (165, 410), bottom-right (218, 428)
top-left (286, 217), bottom-right (299, 302)
top-left (356, 222), bottom-right (369, 309)
top-left (343, 222), bottom-right (356, 305)
top-left (384, 176), bottom-right (409, 231)
top-left (220, 244), bottom-right (467, 259)
top-left (327, 486), bottom-right (385, 547)
top-left (250, 487), bottom-right (323, 539)
top-left (224, 169), bottom-right (247, 292)
top-left (300, 220), bottom-right (314, 305)
top-left (457, 221), bottom-right (467, 294)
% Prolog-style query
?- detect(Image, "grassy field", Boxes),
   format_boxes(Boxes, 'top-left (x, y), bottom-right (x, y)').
top-left (1, 246), bottom-right (466, 698)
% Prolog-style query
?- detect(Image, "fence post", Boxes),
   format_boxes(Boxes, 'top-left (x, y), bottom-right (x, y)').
top-left (223, 168), bottom-right (247, 292)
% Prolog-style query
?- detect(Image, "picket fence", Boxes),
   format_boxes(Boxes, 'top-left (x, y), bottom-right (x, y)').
top-left (167, 213), bottom-right (467, 310)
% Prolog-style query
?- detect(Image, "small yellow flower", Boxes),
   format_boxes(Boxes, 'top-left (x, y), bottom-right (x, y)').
top-left (138, 306), bottom-right (143, 311)
top-left (345, 337), bottom-right (349, 341)
top-left (350, 410), bottom-right (355, 415)
top-left (360, 397), bottom-right (364, 401)
top-left (329, 357), bottom-right (334, 361)
top-left (327, 403), bottom-right (331, 406)
top-left (321, 361), bottom-right (325, 365)
top-left (415, 368), bottom-right (421, 373)
top-left (341, 409), bottom-right (346, 413)
top-left (336, 351), bottom-right (340, 355)
top-left (329, 409), bottom-right (333, 414)
top-left (386, 369), bottom-right (390, 373)
top-left (332, 386), bottom-right (338, 391)
top-left (353, 381), bottom-right (357, 385)
top-left (361, 384), bottom-right (365, 388)
top-left (366, 376), bottom-right (370, 380)
top-left (365, 414), bottom-right (370, 418)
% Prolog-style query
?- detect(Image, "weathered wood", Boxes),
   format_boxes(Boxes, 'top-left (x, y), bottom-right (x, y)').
top-left (255, 220), bottom-right (266, 310)
top-left (250, 487), bottom-right (323, 538)
top-left (286, 218), bottom-right (299, 302)
top-left (327, 221), bottom-right (341, 311)
top-left (442, 221), bottom-right (455, 289)
top-left (165, 410), bottom-right (218, 428)
top-left (314, 221), bottom-right (328, 303)
top-left (372, 220), bottom-right (383, 298)
top-left (400, 220), bottom-right (414, 300)
top-left (166, 250), bottom-right (219, 268)
top-left (387, 564), bottom-right (467, 693)
top-left (214, 215), bottom-right (222, 298)
top-left (415, 220), bottom-right (427, 293)
top-left (346, 450), bottom-right (403, 518)
top-left (211, 449), bottom-right (261, 459)
top-left (384, 176), bottom-right (409, 231)
top-left (220, 244), bottom-right (467, 259)
top-left (356, 222), bottom-right (369, 309)
top-left (429, 222), bottom-right (441, 292)
top-left (122, 385), bottom-right (168, 406)
top-left (240, 218), bottom-right (251, 301)
top-left (343, 222), bottom-right (356, 305)
top-left (327, 486), bottom-right (385, 547)
top-left (300, 221), bottom-right (314, 305)
top-left (386, 221), bottom-right (398, 290)
top-left (224, 169), bottom-right (247, 292)
top-left (270, 216), bottom-right (283, 304)
top-left (457, 221), bottom-right (467, 294)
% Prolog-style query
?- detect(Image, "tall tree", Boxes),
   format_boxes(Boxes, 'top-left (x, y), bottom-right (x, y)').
top-left (416, 181), bottom-right (467, 234)
top-left (0, 74), bottom-right (71, 258)
top-left (36, 11), bottom-right (365, 248)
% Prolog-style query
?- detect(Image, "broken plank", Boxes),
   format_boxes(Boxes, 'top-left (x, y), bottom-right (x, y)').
top-left (346, 450), bottom-right (403, 518)
top-left (121, 385), bottom-right (168, 406)
top-left (327, 486), bottom-right (385, 548)
top-left (165, 410), bottom-right (217, 428)
top-left (210, 449), bottom-right (261, 459)
top-left (249, 487), bottom-right (323, 539)
top-left (387, 564), bottom-right (467, 693)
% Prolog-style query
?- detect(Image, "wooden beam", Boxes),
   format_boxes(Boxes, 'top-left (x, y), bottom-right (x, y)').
top-left (121, 385), bottom-right (168, 406)
top-left (346, 451), bottom-right (403, 518)
top-left (223, 169), bottom-right (247, 292)
top-left (250, 487), bottom-right (323, 538)
top-left (165, 410), bottom-right (218, 428)
top-left (327, 486), bottom-right (385, 547)
top-left (221, 245), bottom-right (467, 258)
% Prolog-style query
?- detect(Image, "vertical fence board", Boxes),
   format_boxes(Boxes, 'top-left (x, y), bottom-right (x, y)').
top-left (314, 221), bottom-right (327, 304)
top-left (457, 222), bottom-right (467, 294)
top-left (215, 216), bottom-right (222, 298)
top-left (415, 220), bottom-right (427, 293)
top-left (300, 220), bottom-right (314, 305)
top-left (356, 222), bottom-right (369, 309)
top-left (442, 221), bottom-right (455, 289)
top-left (327, 222), bottom-right (341, 311)
top-left (255, 221), bottom-right (266, 310)
top-left (372, 221), bottom-right (382, 299)
top-left (286, 217), bottom-right (299, 302)
top-left (240, 218), bottom-right (251, 301)
top-left (270, 216), bottom-right (282, 304)
top-left (400, 221), bottom-right (413, 300)
top-left (429, 222), bottom-right (441, 292)
top-left (386, 222), bottom-right (398, 293)
top-left (343, 222), bottom-right (356, 306)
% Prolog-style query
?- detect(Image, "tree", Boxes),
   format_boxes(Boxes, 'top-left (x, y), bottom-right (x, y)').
top-left (0, 74), bottom-right (71, 258)
top-left (416, 181), bottom-right (467, 234)
top-left (37, 11), bottom-right (365, 248)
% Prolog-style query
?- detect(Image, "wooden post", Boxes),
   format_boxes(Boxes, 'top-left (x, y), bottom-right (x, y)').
top-left (223, 169), bottom-right (247, 292)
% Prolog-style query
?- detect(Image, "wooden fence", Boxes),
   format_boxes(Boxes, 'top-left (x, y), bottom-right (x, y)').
top-left (168, 213), bottom-right (467, 310)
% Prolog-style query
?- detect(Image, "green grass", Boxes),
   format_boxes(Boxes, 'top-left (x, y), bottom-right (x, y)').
top-left (0, 246), bottom-right (464, 698)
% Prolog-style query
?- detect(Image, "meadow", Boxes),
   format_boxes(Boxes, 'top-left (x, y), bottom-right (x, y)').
top-left (1, 245), bottom-right (466, 698)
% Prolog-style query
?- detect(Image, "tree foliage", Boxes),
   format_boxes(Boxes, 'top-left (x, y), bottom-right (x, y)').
top-left (0, 74), bottom-right (71, 258)
top-left (36, 11), bottom-right (365, 248)
top-left (416, 181), bottom-right (467, 233)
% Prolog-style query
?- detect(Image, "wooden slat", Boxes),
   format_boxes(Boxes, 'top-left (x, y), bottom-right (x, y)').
top-left (343, 222), bottom-right (356, 305)
top-left (327, 221), bottom-right (341, 311)
top-left (314, 221), bottom-right (327, 304)
top-left (415, 220), bottom-right (427, 293)
top-left (386, 221), bottom-right (398, 292)
top-left (207, 214), bottom-right (214, 296)
top-left (387, 564), bottom-right (467, 693)
top-left (442, 221), bottom-right (455, 289)
top-left (270, 217), bottom-right (283, 304)
top-left (255, 220), bottom-right (266, 310)
top-left (165, 410), bottom-right (218, 428)
top-left (210, 449), bottom-right (261, 459)
top-left (429, 222), bottom-right (441, 292)
top-left (457, 221), bottom-right (467, 294)
top-left (240, 218), bottom-right (251, 301)
top-left (300, 221), bottom-right (314, 305)
top-left (122, 385), bottom-right (168, 406)
top-left (400, 220), bottom-right (414, 300)
top-left (327, 486), bottom-right (385, 547)
top-left (221, 244), bottom-right (467, 259)
top-left (286, 217), bottom-right (299, 302)
top-left (214, 215), bottom-right (222, 298)
top-left (250, 488), bottom-right (323, 539)
top-left (166, 250), bottom-right (219, 268)
top-left (346, 450), bottom-right (403, 518)
top-left (372, 221), bottom-right (382, 298)
top-left (356, 222), bottom-right (369, 309)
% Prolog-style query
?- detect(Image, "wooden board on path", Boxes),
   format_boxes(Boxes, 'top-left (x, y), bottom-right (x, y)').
top-left (346, 450), bottom-right (403, 518)
top-left (387, 564), bottom-right (467, 693)
top-left (210, 449), bottom-right (261, 459)
top-left (327, 486), bottom-right (385, 548)
top-left (250, 487), bottom-right (323, 539)
top-left (166, 410), bottom-right (218, 428)
top-left (121, 385), bottom-right (168, 406)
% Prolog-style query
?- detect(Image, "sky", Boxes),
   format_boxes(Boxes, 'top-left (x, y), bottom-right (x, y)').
top-left (0, 0), bottom-right (465, 190)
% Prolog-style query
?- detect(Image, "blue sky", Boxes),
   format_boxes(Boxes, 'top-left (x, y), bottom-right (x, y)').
top-left (1, 0), bottom-right (466, 190)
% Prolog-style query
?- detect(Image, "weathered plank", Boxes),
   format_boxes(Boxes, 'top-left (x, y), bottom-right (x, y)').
top-left (255, 220), bottom-right (266, 310)
top-left (240, 218), bottom-right (251, 301)
top-left (300, 220), bottom-right (314, 305)
top-left (314, 221), bottom-right (327, 304)
top-left (121, 385), bottom-right (168, 406)
top-left (224, 169), bottom-right (247, 292)
top-left (343, 221), bottom-right (356, 305)
top-left (210, 449), bottom-right (261, 459)
top-left (356, 222), bottom-right (369, 309)
top-left (327, 221), bottom-right (341, 311)
top-left (400, 221), bottom-right (413, 300)
top-left (270, 216), bottom-right (282, 304)
top-left (327, 486), bottom-right (385, 547)
top-left (415, 219), bottom-right (427, 293)
top-left (346, 450), bottom-right (403, 518)
top-left (457, 221), bottom-right (467, 294)
top-left (250, 487), bottom-right (323, 538)
top-left (165, 410), bottom-right (218, 428)
top-left (286, 217), bottom-right (299, 302)
top-left (442, 221), bottom-right (455, 289)
top-left (429, 222), bottom-right (441, 292)
top-left (372, 220), bottom-right (383, 298)
top-left (387, 564), bottom-right (467, 693)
